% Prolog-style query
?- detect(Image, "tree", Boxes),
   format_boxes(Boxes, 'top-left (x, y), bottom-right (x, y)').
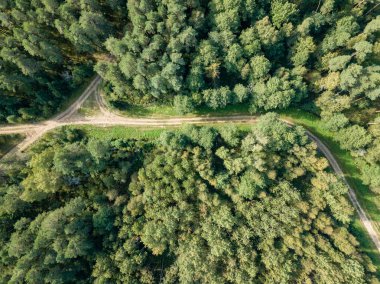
top-left (251, 70), bottom-right (306, 111)
top-left (271, 0), bottom-right (298, 28)
top-left (364, 15), bottom-right (380, 34)
top-left (95, 0), bottom-right (204, 104)
top-left (0, 0), bottom-right (118, 122)
top-left (361, 164), bottom-right (380, 194)
top-left (328, 55), bottom-right (352, 71)
top-left (336, 125), bottom-right (373, 150)
top-left (339, 64), bottom-right (380, 99)
top-left (218, 124), bottom-right (241, 147)
top-left (322, 16), bottom-right (359, 53)
top-left (238, 170), bottom-right (266, 198)
top-left (291, 36), bottom-right (316, 66)
top-left (203, 87), bottom-right (233, 109)
top-left (249, 55), bottom-right (271, 80)
top-left (41, 0), bottom-right (59, 13)
top-left (174, 95), bottom-right (194, 114)
top-left (254, 16), bottom-right (280, 47)
top-left (322, 113), bottom-right (349, 131)
top-left (233, 84), bottom-right (249, 103)
top-left (239, 27), bottom-right (261, 57)
top-left (353, 41), bottom-right (373, 63)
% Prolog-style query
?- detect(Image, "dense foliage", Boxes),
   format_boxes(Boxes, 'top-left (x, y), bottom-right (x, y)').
top-left (1, 1), bottom-right (379, 194)
top-left (97, 1), bottom-right (379, 111)
top-left (2, 1), bottom-right (378, 122)
top-left (0, 0), bottom-right (125, 122)
top-left (0, 115), bottom-right (377, 283)
top-left (95, 0), bottom-right (380, 194)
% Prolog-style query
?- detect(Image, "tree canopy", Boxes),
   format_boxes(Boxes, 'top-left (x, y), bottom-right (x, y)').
top-left (0, 115), bottom-right (377, 283)
top-left (0, 3), bottom-right (380, 280)
top-left (1, 1), bottom-right (379, 196)
top-left (0, 0), bottom-right (125, 122)
top-left (94, 0), bottom-right (379, 117)
top-left (94, 1), bottom-right (380, 196)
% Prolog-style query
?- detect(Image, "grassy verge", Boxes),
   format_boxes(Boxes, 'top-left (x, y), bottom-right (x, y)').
top-left (351, 216), bottom-right (380, 275)
top-left (195, 104), bottom-right (251, 116)
top-left (115, 104), bottom-right (181, 118)
top-left (0, 134), bottom-right (25, 158)
top-left (78, 92), bottom-right (101, 117)
top-left (61, 123), bottom-right (254, 141)
top-left (62, 125), bottom-right (169, 140)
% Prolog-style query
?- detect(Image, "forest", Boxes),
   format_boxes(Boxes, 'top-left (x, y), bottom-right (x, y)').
top-left (0, 1), bottom-right (379, 282)
top-left (0, 0), bottom-right (125, 122)
top-left (0, 115), bottom-right (378, 283)
top-left (1, 1), bottom-right (379, 117)
top-left (0, 0), bottom-right (379, 195)
top-left (95, 0), bottom-right (380, 198)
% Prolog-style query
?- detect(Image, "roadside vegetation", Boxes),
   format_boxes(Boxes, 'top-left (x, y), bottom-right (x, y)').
top-left (92, 94), bottom-right (380, 243)
top-left (57, 74), bottom-right (97, 118)
top-left (280, 109), bottom-right (380, 233)
top-left (59, 125), bottom-right (168, 141)
top-left (96, 0), bottom-right (380, 209)
top-left (279, 108), bottom-right (380, 270)
top-left (77, 92), bottom-right (101, 117)
top-left (1, 115), bottom-right (378, 283)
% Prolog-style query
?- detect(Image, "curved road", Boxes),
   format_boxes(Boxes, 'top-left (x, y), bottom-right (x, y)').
top-left (0, 76), bottom-right (379, 255)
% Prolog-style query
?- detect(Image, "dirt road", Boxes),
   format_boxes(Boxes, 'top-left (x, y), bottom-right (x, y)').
top-left (0, 76), bottom-right (379, 255)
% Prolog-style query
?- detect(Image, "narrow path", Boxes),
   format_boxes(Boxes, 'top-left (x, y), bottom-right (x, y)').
top-left (0, 77), bottom-right (379, 255)
top-left (54, 76), bottom-right (102, 121)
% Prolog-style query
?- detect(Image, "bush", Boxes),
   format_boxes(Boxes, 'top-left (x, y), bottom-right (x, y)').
top-left (174, 95), bottom-right (194, 115)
